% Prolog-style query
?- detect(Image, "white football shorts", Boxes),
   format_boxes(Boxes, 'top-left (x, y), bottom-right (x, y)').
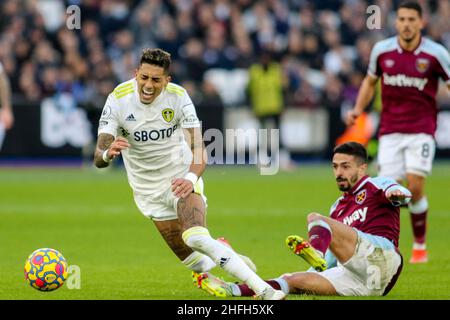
top-left (133, 177), bottom-right (207, 221)
top-left (317, 231), bottom-right (402, 296)
top-left (378, 133), bottom-right (436, 180)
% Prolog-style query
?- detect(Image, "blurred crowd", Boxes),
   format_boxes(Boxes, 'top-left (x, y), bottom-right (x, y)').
top-left (0, 0), bottom-right (449, 114)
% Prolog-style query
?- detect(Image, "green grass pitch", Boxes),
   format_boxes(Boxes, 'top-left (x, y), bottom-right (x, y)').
top-left (0, 162), bottom-right (449, 300)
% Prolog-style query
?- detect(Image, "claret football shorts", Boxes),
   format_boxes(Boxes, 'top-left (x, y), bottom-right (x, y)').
top-left (378, 133), bottom-right (436, 180)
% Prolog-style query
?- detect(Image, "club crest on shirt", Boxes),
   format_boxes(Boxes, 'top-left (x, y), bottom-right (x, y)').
top-left (355, 189), bottom-right (367, 204)
top-left (416, 58), bottom-right (430, 73)
top-left (162, 108), bottom-right (174, 123)
top-left (384, 59), bottom-right (395, 68)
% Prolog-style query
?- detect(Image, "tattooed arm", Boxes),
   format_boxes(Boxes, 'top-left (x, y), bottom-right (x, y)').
top-left (184, 127), bottom-right (207, 178)
top-left (172, 127), bottom-right (207, 198)
top-left (94, 133), bottom-right (130, 168)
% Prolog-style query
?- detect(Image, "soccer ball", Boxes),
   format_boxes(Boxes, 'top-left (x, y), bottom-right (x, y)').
top-left (24, 248), bottom-right (68, 291)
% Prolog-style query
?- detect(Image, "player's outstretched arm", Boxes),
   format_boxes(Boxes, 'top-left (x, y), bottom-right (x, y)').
top-left (345, 75), bottom-right (378, 126)
top-left (94, 133), bottom-right (130, 168)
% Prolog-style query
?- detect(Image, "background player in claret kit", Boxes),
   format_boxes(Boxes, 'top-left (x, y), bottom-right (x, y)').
top-left (194, 142), bottom-right (411, 297)
top-left (94, 48), bottom-right (285, 300)
top-left (345, 1), bottom-right (450, 263)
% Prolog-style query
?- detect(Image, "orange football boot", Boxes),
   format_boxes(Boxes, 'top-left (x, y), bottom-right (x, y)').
top-left (410, 248), bottom-right (428, 263)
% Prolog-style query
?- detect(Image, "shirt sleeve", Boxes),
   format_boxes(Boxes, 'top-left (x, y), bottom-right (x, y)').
top-left (179, 92), bottom-right (200, 129)
top-left (367, 42), bottom-right (383, 79)
top-left (97, 94), bottom-right (120, 137)
top-left (434, 44), bottom-right (450, 84)
top-left (371, 176), bottom-right (412, 206)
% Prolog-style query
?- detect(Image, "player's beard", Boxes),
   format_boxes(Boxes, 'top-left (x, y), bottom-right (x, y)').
top-left (336, 174), bottom-right (359, 192)
top-left (401, 28), bottom-right (416, 43)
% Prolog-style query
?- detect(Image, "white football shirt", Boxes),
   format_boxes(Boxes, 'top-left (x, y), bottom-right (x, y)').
top-left (98, 79), bottom-right (201, 196)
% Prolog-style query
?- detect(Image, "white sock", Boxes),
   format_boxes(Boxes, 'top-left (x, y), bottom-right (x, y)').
top-left (272, 278), bottom-right (290, 294)
top-left (182, 226), bottom-right (270, 295)
top-left (182, 251), bottom-right (216, 272)
top-left (409, 197), bottom-right (428, 214)
top-left (229, 283), bottom-right (242, 296)
top-left (413, 243), bottom-right (426, 250)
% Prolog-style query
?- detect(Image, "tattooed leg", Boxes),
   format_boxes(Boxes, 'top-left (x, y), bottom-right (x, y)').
top-left (153, 219), bottom-right (193, 260)
top-left (177, 193), bottom-right (206, 232)
top-left (153, 217), bottom-right (217, 272)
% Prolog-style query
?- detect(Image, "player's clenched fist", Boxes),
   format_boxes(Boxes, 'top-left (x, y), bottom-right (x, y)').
top-left (344, 110), bottom-right (360, 127)
top-left (106, 137), bottom-right (130, 160)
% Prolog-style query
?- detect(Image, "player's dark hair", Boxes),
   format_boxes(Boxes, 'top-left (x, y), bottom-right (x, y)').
top-left (140, 48), bottom-right (171, 73)
top-left (333, 142), bottom-right (368, 164)
top-left (397, 1), bottom-right (422, 17)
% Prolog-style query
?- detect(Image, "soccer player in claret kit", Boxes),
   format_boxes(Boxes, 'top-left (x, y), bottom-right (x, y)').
top-left (194, 142), bottom-right (411, 297)
top-left (94, 48), bottom-right (285, 300)
top-left (346, 1), bottom-right (450, 263)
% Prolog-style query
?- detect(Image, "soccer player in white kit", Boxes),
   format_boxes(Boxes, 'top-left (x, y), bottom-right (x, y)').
top-left (94, 48), bottom-right (284, 300)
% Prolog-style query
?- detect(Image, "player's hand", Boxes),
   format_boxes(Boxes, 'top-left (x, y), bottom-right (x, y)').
top-left (0, 108), bottom-right (14, 130)
top-left (107, 137), bottom-right (130, 159)
top-left (345, 109), bottom-right (360, 127)
top-left (171, 178), bottom-right (193, 199)
top-left (386, 190), bottom-right (411, 203)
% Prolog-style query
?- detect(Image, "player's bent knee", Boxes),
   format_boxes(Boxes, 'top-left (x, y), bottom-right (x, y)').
top-left (280, 272), bottom-right (337, 295)
top-left (184, 192), bottom-right (205, 206)
top-left (307, 212), bottom-right (323, 223)
top-left (177, 195), bottom-right (206, 231)
top-left (279, 272), bottom-right (311, 294)
top-left (182, 226), bottom-right (210, 248)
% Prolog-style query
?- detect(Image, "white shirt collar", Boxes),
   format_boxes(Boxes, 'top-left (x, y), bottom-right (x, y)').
top-left (396, 36), bottom-right (424, 55)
